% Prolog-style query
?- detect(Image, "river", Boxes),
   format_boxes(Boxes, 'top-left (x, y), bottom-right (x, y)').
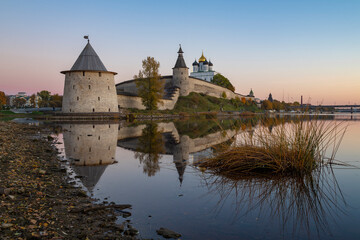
top-left (47, 114), bottom-right (360, 239)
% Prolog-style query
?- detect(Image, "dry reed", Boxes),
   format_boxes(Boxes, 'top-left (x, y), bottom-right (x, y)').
top-left (198, 118), bottom-right (347, 176)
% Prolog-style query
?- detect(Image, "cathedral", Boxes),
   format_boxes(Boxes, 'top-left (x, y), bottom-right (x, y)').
top-left (190, 52), bottom-right (215, 82)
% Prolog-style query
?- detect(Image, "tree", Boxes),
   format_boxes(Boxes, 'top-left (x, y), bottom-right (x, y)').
top-left (211, 73), bottom-right (235, 92)
top-left (262, 100), bottom-right (273, 110)
top-left (51, 94), bottom-right (63, 107)
top-left (13, 98), bottom-right (26, 108)
top-left (134, 57), bottom-right (164, 111)
top-left (30, 94), bottom-right (36, 107)
top-left (221, 91), bottom-right (227, 99)
top-left (134, 122), bottom-right (164, 177)
top-left (38, 90), bottom-right (51, 107)
top-left (0, 91), bottom-right (6, 109)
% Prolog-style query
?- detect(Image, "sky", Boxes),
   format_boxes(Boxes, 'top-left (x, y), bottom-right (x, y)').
top-left (0, 0), bottom-right (359, 104)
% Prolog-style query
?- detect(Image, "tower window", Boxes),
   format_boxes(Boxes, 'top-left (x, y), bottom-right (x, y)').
top-left (98, 97), bottom-right (100, 101)
top-left (77, 96), bottom-right (79, 101)
top-left (83, 71), bottom-right (85, 76)
top-left (181, 72), bottom-right (183, 75)
top-left (69, 109), bottom-right (71, 112)
top-left (99, 72), bottom-right (102, 77)
top-left (108, 108), bottom-right (110, 112)
top-left (108, 86), bottom-right (110, 90)
top-left (93, 108), bottom-right (95, 112)
top-left (89, 147), bottom-right (91, 152)
top-left (73, 85), bottom-right (75, 89)
top-left (98, 136), bottom-right (100, 140)
top-left (89, 85), bottom-right (91, 89)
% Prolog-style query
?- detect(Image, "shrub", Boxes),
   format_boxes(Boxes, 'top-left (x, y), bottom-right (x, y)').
top-left (197, 118), bottom-right (346, 176)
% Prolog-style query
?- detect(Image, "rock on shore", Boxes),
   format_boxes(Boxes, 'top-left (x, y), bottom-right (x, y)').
top-left (0, 121), bottom-right (135, 240)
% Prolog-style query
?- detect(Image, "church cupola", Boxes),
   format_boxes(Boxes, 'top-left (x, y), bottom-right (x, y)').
top-left (202, 59), bottom-right (209, 71)
top-left (192, 59), bottom-right (199, 72)
top-left (209, 59), bottom-right (213, 71)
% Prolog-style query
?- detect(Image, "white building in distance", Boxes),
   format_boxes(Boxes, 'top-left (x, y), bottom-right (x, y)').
top-left (190, 52), bottom-right (216, 82)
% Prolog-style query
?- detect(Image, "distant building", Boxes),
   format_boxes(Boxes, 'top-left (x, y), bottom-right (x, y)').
top-left (8, 92), bottom-right (41, 108)
top-left (190, 52), bottom-right (216, 82)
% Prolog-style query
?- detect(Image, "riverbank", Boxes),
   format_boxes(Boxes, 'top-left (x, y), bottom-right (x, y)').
top-left (0, 122), bottom-right (137, 240)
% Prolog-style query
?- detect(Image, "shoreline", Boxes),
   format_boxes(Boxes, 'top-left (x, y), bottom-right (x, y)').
top-left (0, 121), bottom-right (138, 239)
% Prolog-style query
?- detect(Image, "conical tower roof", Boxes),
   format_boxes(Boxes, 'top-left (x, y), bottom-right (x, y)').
top-left (71, 42), bottom-right (107, 71)
top-left (173, 45), bottom-right (188, 69)
top-left (61, 41), bottom-right (117, 74)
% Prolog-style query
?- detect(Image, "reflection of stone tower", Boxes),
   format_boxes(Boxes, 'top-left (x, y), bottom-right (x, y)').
top-left (61, 39), bottom-right (118, 113)
top-left (172, 45), bottom-right (190, 96)
top-left (62, 124), bottom-right (119, 191)
top-left (175, 161), bottom-right (186, 186)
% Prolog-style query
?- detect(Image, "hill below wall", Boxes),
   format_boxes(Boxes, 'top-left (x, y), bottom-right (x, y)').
top-left (129, 92), bottom-right (260, 114)
top-left (174, 92), bottom-right (259, 112)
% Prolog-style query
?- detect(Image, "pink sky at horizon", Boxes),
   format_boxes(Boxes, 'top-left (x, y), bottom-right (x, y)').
top-left (1, 0), bottom-right (359, 105)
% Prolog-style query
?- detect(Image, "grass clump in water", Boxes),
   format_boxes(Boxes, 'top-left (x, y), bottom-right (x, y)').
top-left (198, 119), bottom-right (347, 176)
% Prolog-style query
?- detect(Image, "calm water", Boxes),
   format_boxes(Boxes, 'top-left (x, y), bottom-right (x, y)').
top-left (51, 114), bottom-right (360, 240)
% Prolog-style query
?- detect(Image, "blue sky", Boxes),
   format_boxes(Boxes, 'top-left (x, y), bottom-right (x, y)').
top-left (0, 0), bottom-right (359, 104)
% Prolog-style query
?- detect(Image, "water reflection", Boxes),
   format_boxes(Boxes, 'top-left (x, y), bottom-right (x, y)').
top-left (54, 115), bottom-right (360, 239)
top-left (201, 157), bottom-right (347, 239)
top-left (62, 123), bottom-right (119, 191)
top-left (117, 120), bottom-right (240, 184)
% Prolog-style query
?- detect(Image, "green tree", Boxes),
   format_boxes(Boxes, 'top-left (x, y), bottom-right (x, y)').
top-left (51, 94), bottom-right (63, 107)
top-left (134, 57), bottom-right (164, 111)
top-left (134, 122), bottom-right (164, 177)
top-left (221, 91), bottom-right (227, 99)
top-left (37, 90), bottom-right (51, 107)
top-left (211, 73), bottom-right (235, 92)
top-left (0, 91), bottom-right (6, 109)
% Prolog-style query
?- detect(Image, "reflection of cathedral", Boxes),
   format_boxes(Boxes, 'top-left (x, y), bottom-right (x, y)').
top-left (62, 124), bottom-right (119, 191)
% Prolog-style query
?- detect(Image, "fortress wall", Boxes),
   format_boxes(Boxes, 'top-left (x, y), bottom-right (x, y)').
top-left (117, 95), bottom-right (146, 110)
top-left (187, 77), bottom-right (254, 101)
top-left (116, 77), bottom-right (173, 95)
top-left (116, 76), bottom-right (254, 110)
top-left (117, 88), bottom-right (179, 110)
top-left (62, 71), bottom-right (118, 113)
top-left (116, 81), bottom-right (138, 95)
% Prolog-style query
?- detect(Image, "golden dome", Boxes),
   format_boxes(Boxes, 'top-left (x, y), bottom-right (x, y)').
top-left (198, 52), bottom-right (206, 62)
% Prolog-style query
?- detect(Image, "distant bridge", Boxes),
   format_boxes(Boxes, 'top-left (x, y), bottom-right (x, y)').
top-left (291, 105), bottom-right (360, 113)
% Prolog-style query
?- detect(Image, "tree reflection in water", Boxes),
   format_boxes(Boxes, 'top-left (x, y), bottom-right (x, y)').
top-left (134, 122), bottom-right (165, 177)
top-left (201, 166), bottom-right (347, 239)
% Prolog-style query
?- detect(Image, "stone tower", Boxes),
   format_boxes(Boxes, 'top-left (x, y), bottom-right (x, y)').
top-left (172, 45), bottom-right (190, 96)
top-left (61, 40), bottom-right (118, 113)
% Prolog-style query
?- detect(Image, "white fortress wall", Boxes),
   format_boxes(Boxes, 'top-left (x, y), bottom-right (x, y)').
top-left (188, 77), bottom-right (254, 101)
